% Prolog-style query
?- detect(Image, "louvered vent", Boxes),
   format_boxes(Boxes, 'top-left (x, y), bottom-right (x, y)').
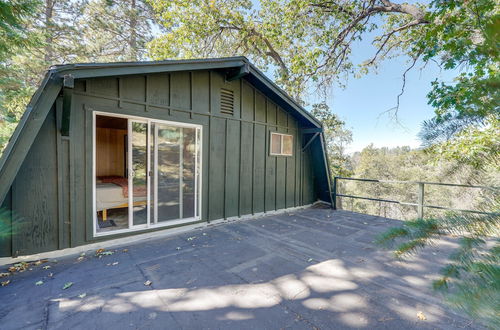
top-left (220, 88), bottom-right (234, 115)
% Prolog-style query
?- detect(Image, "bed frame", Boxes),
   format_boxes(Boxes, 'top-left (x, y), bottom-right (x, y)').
top-left (101, 200), bottom-right (148, 220)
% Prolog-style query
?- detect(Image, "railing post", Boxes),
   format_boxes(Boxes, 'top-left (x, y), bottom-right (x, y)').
top-left (332, 177), bottom-right (338, 210)
top-left (417, 182), bottom-right (424, 219)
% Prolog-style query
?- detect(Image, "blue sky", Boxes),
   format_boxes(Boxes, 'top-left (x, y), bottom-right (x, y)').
top-left (248, 0), bottom-right (452, 153)
top-left (327, 56), bottom-right (454, 153)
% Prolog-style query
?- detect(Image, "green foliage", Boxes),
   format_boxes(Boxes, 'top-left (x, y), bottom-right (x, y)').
top-left (310, 102), bottom-right (352, 177)
top-left (0, 0), bottom-right (160, 154)
top-left (0, 0), bottom-right (40, 60)
top-left (147, 0), bottom-right (429, 100)
top-left (377, 210), bottom-right (500, 328)
top-left (344, 145), bottom-right (498, 218)
top-left (79, 0), bottom-right (158, 61)
top-left (418, 2), bottom-right (499, 167)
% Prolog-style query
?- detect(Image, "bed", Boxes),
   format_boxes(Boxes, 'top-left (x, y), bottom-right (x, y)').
top-left (96, 177), bottom-right (147, 220)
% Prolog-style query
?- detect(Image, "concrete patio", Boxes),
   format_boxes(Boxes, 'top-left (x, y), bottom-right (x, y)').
top-left (0, 208), bottom-right (481, 329)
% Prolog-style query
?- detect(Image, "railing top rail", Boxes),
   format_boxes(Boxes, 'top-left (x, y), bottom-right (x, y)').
top-left (334, 176), bottom-right (499, 190)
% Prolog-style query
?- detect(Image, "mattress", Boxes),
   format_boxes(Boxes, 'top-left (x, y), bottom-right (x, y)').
top-left (96, 183), bottom-right (146, 211)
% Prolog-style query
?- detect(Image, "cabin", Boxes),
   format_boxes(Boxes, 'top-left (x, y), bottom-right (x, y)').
top-left (0, 57), bottom-right (332, 257)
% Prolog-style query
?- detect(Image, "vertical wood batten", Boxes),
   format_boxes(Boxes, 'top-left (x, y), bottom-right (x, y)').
top-left (56, 96), bottom-right (65, 249)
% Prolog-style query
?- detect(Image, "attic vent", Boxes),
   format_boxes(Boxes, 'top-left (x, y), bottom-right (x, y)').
top-left (220, 88), bottom-right (234, 115)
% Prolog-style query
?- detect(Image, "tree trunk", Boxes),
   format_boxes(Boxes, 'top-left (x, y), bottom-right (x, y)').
top-left (44, 0), bottom-right (54, 63)
top-left (129, 0), bottom-right (138, 61)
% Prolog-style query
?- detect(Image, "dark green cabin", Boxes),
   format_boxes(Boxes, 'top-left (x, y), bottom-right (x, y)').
top-left (0, 57), bottom-right (332, 257)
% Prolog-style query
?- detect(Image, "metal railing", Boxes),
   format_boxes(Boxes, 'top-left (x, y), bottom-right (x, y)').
top-left (332, 176), bottom-right (499, 218)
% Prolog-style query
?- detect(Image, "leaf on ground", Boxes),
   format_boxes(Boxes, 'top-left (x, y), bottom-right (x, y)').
top-left (78, 293), bottom-right (86, 299)
top-left (176, 247), bottom-right (181, 250)
top-left (112, 262), bottom-right (119, 266)
top-left (35, 280), bottom-right (44, 286)
top-left (99, 251), bottom-right (114, 256)
top-left (417, 311), bottom-right (426, 320)
top-left (122, 249), bottom-right (128, 252)
top-left (1, 280), bottom-right (10, 286)
top-left (307, 258), bottom-right (314, 262)
top-left (43, 265), bottom-right (51, 270)
top-left (144, 280), bottom-right (152, 286)
top-left (62, 282), bottom-right (73, 290)
top-left (33, 259), bottom-right (48, 266)
top-left (0, 273), bottom-right (10, 278)
top-left (96, 248), bottom-right (105, 254)
top-left (8, 262), bottom-right (30, 273)
top-left (187, 236), bottom-right (196, 241)
top-left (77, 256), bottom-right (84, 262)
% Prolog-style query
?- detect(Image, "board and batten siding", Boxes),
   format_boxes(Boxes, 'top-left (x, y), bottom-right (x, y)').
top-left (0, 69), bottom-right (317, 256)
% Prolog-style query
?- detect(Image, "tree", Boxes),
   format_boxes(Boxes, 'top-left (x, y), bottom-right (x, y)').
top-left (0, 0), bottom-right (161, 153)
top-left (148, 0), bottom-right (498, 161)
top-left (148, 0), bottom-right (429, 101)
top-left (310, 102), bottom-right (352, 177)
top-left (79, 0), bottom-right (159, 62)
top-left (0, 0), bottom-right (39, 61)
top-left (0, 0), bottom-right (40, 151)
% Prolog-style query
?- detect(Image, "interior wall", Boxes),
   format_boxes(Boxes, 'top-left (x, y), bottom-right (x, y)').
top-left (96, 127), bottom-right (126, 177)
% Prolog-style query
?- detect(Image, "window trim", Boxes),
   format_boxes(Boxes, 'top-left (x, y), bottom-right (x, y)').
top-left (269, 132), bottom-right (293, 157)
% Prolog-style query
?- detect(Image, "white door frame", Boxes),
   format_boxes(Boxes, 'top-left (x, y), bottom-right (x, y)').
top-left (92, 111), bottom-right (203, 237)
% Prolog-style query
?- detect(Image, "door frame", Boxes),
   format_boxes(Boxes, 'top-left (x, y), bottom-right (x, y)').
top-left (92, 111), bottom-right (203, 238)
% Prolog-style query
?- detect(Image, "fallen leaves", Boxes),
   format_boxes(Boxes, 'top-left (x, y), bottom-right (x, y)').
top-left (1, 280), bottom-right (10, 286)
top-left (144, 280), bottom-right (152, 286)
top-left (43, 265), bottom-right (51, 270)
top-left (106, 262), bottom-right (119, 266)
top-left (187, 236), bottom-right (196, 241)
top-left (6, 259), bottom-right (53, 275)
top-left (96, 249), bottom-right (114, 258)
top-left (33, 259), bottom-right (49, 266)
top-left (417, 311), bottom-right (427, 321)
top-left (78, 293), bottom-right (87, 299)
top-left (62, 282), bottom-right (73, 290)
top-left (35, 280), bottom-right (44, 286)
top-left (8, 262), bottom-right (30, 273)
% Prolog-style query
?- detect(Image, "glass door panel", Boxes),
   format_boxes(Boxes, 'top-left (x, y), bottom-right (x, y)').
top-left (156, 124), bottom-right (181, 222)
top-left (182, 127), bottom-right (196, 218)
top-left (130, 121), bottom-right (149, 226)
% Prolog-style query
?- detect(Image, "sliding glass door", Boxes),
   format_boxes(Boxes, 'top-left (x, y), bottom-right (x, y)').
top-left (153, 124), bottom-right (200, 223)
top-left (94, 112), bottom-right (201, 236)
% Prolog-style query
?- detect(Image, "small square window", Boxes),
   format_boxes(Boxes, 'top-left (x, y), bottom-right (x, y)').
top-left (270, 132), bottom-right (293, 156)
